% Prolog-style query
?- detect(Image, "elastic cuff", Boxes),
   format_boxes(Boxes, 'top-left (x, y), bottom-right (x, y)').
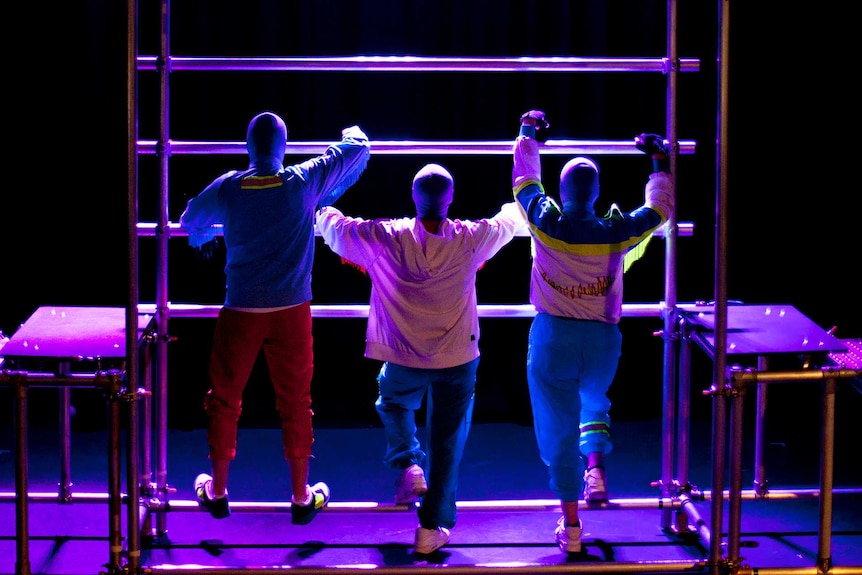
top-left (653, 156), bottom-right (670, 173)
top-left (292, 486), bottom-right (312, 506)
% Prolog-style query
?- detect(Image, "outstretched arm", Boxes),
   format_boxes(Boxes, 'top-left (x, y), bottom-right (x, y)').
top-left (513, 110), bottom-right (547, 189)
top-left (304, 125), bottom-right (372, 210)
top-left (620, 134), bottom-right (675, 273)
top-left (634, 133), bottom-right (674, 218)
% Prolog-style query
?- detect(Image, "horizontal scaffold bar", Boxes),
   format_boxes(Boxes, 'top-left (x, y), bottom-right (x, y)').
top-left (5, 488), bottom-right (859, 508)
top-left (137, 303), bottom-right (709, 320)
top-left (136, 222), bottom-right (694, 239)
top-left (137, 55), bottom-right (700, 73)
top-left (0, 494), bottom-right (671, 511)
top-left (137, 139), bottom-right (697, 156)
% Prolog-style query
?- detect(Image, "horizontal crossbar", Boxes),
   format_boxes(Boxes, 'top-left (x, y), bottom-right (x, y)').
top-left (137, 55), bottom-right (700, 73)
top-left (137, 139), bottom-right (697, 156)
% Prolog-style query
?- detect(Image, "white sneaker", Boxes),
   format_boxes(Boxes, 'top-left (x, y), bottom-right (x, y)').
top-left (554, 516), bottom-right (583, 553)
top-left (583, 466), bottom-right (608, 503)
top-left (395, 464), bottom-right (428, 505)
top-left (414, 525), bottom-right (450, 554)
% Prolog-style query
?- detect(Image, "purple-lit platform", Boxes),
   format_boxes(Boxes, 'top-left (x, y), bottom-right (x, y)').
top-left (681, 304), bottom-right (848, 358)
top-left (0, 306), bottom-right (153, 364)
top-left (0, 306), bottom-right (156, 575)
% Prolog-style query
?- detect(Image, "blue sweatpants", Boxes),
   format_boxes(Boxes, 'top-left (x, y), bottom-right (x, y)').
top-left (375, 359), bottom-right (478, 530)
top-left (526, 312), bottom-right (621, 502)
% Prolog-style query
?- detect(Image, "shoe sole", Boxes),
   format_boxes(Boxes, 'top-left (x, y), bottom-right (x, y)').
top-left (414, 527), bottom-right (449, 554)
top-left (396, 484), bottom-right (428, 505)
top-left (395, 471), bottom-right (428, 505)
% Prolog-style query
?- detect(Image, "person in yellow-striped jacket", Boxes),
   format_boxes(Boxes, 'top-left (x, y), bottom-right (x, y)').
top-left (512, 110), bottom-right (673, 554)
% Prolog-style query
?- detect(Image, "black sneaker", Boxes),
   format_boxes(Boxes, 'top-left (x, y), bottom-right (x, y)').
top-left (194, 473), bottom-right (230, 519)
top-left (291, 481), bottom-right (331, 525)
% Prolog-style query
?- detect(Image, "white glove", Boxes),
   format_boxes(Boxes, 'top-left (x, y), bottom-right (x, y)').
top-left (341, 125), bottom-right (368, 141)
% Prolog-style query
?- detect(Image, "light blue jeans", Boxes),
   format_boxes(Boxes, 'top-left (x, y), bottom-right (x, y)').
top-left (375, 358), bottom-right (478, 530)
top-left (526, 313), bottom-right (621, 502)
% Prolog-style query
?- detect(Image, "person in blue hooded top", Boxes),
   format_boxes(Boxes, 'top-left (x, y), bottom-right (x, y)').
top-left (512, 110), bottom-right (674, 554)
top-left (180, 111), bottom-right (370, 525)
top-left (315, 163), bottom-right (525, 554)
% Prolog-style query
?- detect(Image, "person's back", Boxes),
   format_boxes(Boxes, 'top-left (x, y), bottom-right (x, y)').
top-left (183, 112), bottom-right (370, 308)
top-left (520, 154), bottom-right (670, 323)
top-left (348, 214), bottom-right (519, 367)
top-left (316, 163), bottom-right (524, 554)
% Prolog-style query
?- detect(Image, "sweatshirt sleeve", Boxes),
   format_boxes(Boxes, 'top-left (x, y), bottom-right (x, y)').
top-left (180, 171), bottom-right (234, 248)
top-left (512, 136), bottom-right (542, 190)
top-left (644, 172), bottom-right (674, 221)
top-left (315, 205), bottom-right (381, 270)
top-left (303, 128), bottom-right (372, 210)
top-left (496, 201), bottom-right (529, 236)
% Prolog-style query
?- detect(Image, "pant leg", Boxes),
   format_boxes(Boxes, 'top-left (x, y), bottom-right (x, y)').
top-left (526, 313), bottom-right (584, 502)
top-left (262, 303), bottom-right (315, 460)
top-left (375, 362), bottom-right (428, 470)
top-left (578, 323), bottom-right (622, 457)
top-left (205, 308), bottom-right (268, 461)
top-left (417, 358), bottom-right (478, 530)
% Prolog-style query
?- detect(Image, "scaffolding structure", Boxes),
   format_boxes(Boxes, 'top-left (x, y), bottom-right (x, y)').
top-left (2, 1), bottom-right (860, 575)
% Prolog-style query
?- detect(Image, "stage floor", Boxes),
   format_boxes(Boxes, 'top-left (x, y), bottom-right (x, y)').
top-left (2, 418), bottom-right (861, 574)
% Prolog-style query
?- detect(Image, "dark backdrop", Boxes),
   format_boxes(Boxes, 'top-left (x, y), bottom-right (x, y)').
top-left (3, 2), bottom-right (859, 431)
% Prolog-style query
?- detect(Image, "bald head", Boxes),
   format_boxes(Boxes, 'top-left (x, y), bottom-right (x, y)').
top-left (559, 156), bottom-right (599, 216)
top-left (246, 112), bottom-right (287, 165)
top-left (412, 163), bottom-right (454, 220)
